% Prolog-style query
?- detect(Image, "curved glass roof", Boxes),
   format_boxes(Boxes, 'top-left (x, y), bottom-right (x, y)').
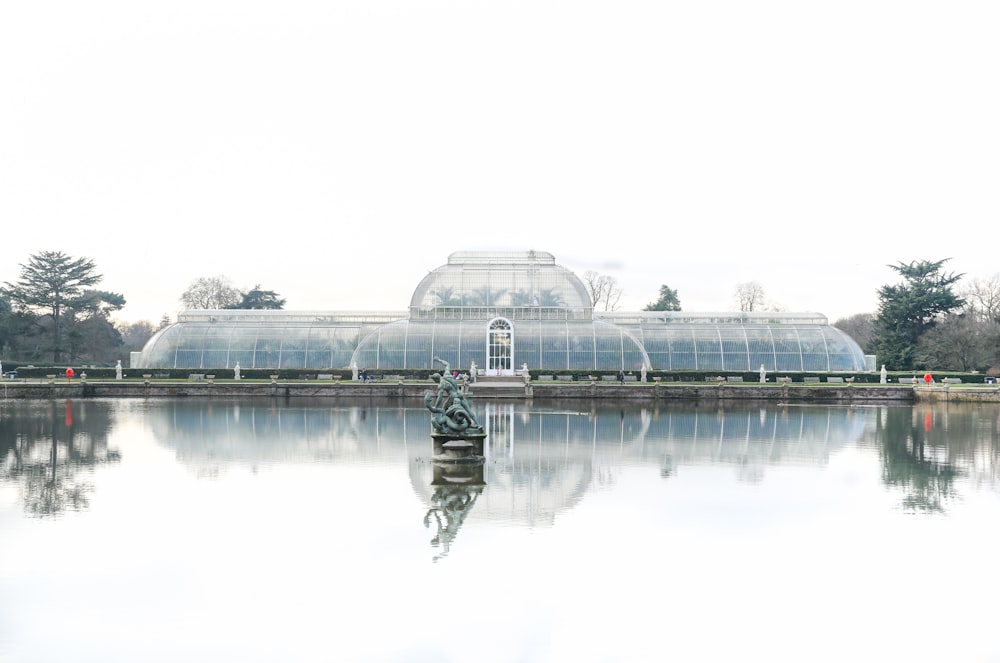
top-left (408, 251), bottom-right (593, 312)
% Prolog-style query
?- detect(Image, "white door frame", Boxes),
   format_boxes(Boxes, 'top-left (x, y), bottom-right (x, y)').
top-left (486, 317), bottom-right (514, 376)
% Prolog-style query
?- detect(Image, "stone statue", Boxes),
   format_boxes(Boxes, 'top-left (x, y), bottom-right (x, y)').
top-left (640, 363), bottom-right (647, 383)
top-left (115, 360), bottom-right (123, 380)
top-left (759, 364), bottom-right (767, 384)
top-left (426, 356), bottom-right (483, 435)
top-left (880, 364), bottom-right (887, 384)
top-left (469, 361), bottom-right (477, 383)
top-left (234, 362), bottom-right (241, 380)
top-left (351, 361), bottom-right (359, 382)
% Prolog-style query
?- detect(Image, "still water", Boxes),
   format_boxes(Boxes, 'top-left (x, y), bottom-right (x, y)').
top-left (2, 397), bottom-right (1000, 663)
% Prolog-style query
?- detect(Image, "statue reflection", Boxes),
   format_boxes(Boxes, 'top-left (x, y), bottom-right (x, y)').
top-left (423, 462), bottom-right (485, 562)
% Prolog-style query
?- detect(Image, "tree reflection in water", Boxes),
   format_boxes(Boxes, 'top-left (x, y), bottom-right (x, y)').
top-left (876, 407), bottom-right (960, 513)
top-left (0, 399), bottom-right (120, 517)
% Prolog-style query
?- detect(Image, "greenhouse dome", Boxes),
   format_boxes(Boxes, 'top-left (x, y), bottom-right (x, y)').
top-left (135, 250), bottom-right (869, 374)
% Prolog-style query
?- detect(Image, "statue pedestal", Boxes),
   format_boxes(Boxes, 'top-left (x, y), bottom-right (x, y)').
top-left (431, 461), bottom-right (485, 487)
top-left (432, 431), bottom-right (486, 463)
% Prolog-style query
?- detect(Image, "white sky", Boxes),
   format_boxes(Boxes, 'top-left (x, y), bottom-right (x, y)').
top-left (2, 1), bottom-right (997, 325)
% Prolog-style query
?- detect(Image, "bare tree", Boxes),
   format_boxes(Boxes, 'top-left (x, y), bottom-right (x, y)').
top-left (962, 274), bottom-right (1000, 323)
top-left (834, 313), bottom-right (875, 352)
top-left (119, 320), bottom-right (156, 349)
top-left (734, 281), bottom-right (765, 312)
top-left (915, 313), bottom-right (996, 372)
top-left (582, 271), bottom-right (623, 311)
top-left (180, 276), bottom-right (242, 309)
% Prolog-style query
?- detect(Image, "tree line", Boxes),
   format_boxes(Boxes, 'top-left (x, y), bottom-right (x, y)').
top-left (0, 251), bottom-right (286, 366)
top-left (1, 251), bottom-right (996, 374)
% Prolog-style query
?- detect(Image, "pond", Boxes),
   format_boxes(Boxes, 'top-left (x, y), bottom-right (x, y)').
top-left (2, 397), bottom-right (999, 663)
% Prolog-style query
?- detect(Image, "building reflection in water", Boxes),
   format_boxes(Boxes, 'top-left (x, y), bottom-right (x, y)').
top-left (5, 398), bottom-right (1000, 528)
top-left (146, 398), bottom-right (869, 526)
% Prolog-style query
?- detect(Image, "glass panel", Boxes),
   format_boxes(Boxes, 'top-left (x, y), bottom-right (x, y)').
top-left (745, 327), bottom-right (774, 371)
top-left (202, 350), bottom-right (228, 367)
top-left (540, 321), bottom-right (566, 370)
top-left (622, 334), bottom-right (646, 373)
top-left (174, 349), bottom-right (202, 368)
top-left (669, 330), bottom-right (696, 371)
top-left (202, 329), bottom-right (231, 352)
top-left (375, 328), bottom-right (405, 370)
top-left (431, 322), bottom-right (460, 368)
top-left (718, 328), bottom-right (748, 371)
top-left (173, 327), bottom-right (208, 368)
top-left (404, 324), bottom-right (434, 370)
top-left (594, 326), bottom-right (621, 370)
top-left (567, 328), bottom-right (595, 371)
top-left (332, 328), bottom-right (361, 368)
top-left (798, 328), bottom-right (829, 372)
top-left (254, 335), bottom-right (282, 368)
top-left (693, 328), bottom-right (723, 371)
top-left (634, 329), bottom-right (666, 371)
top-left (460, 323), bottom-right (486, 373)
top-left (280, 331), bottom-right (308, 369)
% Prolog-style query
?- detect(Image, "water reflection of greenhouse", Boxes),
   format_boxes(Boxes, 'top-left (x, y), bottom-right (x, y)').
top-left (150, 399), bottom-right (870, 524)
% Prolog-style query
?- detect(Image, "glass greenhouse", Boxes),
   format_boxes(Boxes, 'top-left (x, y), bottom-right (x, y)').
top-left (135, 251), bottom-right (868, 374)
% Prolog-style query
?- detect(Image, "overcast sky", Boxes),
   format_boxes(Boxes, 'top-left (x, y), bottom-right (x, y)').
top-left (2, 1), bottom-right (997, 325)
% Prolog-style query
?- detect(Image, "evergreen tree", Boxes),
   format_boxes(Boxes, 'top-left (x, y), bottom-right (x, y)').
top-left (643, 285), bottom-right (682, 311)
top-left (229, 285), bottom-right (286, 310)
top-left (871, 259), bottom-right (965, 370)
top-left (1, 251), bottom-right (106, 362)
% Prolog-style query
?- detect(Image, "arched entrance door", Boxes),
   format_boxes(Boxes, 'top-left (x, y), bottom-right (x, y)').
top-left (486, 318), bottom-right (513, 376)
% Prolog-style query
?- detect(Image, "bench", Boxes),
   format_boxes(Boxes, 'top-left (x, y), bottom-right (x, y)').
top-left (317, 374), bottom-right (335, 380)
top-left (803, 376), bottom-right (820, 383)
top-left (777, 377), bottom-right (792, 384)
top-left (898, 377), bottom-right (917, 384)
top-left (624, 375), bottom-right (637, 382)
top-left (537, 375), bottom-right (554, 381)
top-left (942, 377), bottom-right (962, 384)
top-left (188, 374), bottom-right (206, 380)
top-left (602, 375), bottom-right (619, 381)
top-left (556, 375), bottom-right (574, 381)
top-left (726, 376), bottom-right (744, 382)
top-left (826, 376), bottom-right (844, 383)
top-left (155, 373), bottom-right (169, 379)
